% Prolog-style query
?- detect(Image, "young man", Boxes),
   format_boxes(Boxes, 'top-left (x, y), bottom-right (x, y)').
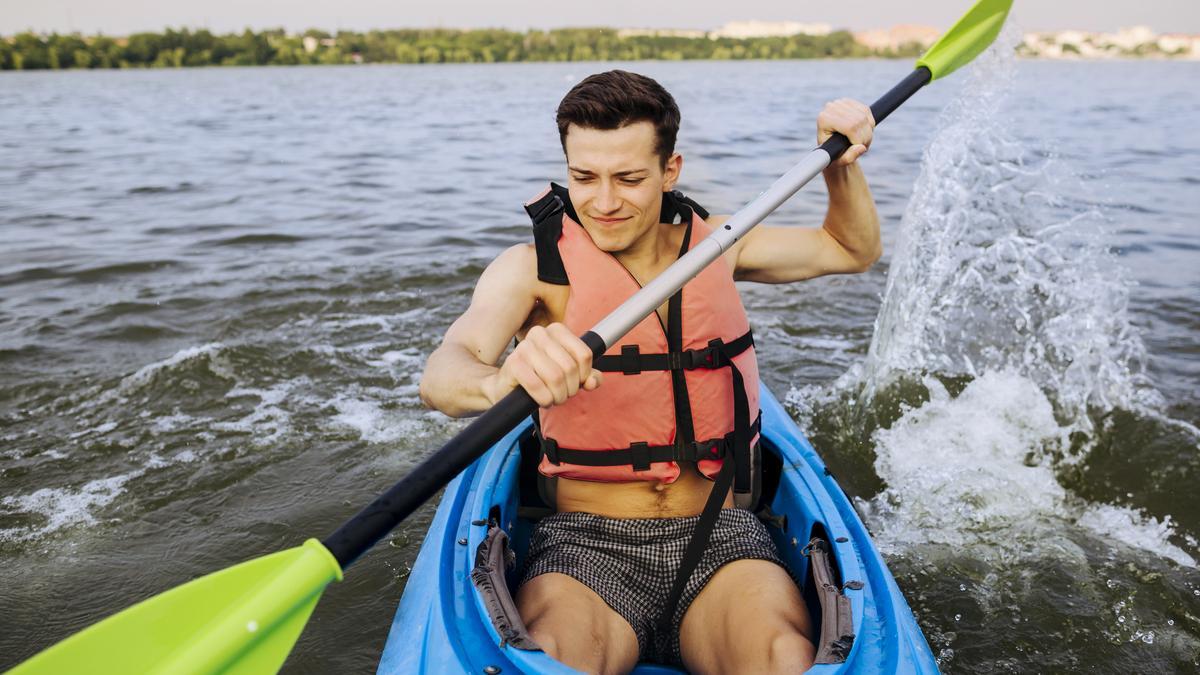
top-left (420, 70), bottom-right (877, 674)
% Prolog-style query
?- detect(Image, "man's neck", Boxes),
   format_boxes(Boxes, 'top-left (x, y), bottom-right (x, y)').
top-left (613, 221), bottom-right (678, 283)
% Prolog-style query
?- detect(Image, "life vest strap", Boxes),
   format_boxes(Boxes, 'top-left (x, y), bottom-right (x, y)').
top-left (540, 414), bottom-right (762, 472)
top-left (593, 331), bottom-right (754, 374)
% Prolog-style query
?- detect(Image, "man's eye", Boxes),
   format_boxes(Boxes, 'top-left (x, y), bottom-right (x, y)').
top-left (620, 178), bottom-right (645, 185)
top-left (572, 176), bottom-right (594, 183)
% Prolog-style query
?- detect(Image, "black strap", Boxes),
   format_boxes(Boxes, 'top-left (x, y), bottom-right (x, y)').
top-left (666, 223), bottom-right (696, 446)
top-left (657, 454), bottom-right (735, 633)
top-left (593, 331), bottom-right (754, 373)
top-left (653, 338), bottom-right (755, 632)
top-left (721, 340), bottom-right (754, 496)
top-left (539, 415), bottom-right (761, 469)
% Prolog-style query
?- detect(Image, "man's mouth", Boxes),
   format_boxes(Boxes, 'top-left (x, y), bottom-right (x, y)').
top-left (591, 216), bottom-right (630, 224)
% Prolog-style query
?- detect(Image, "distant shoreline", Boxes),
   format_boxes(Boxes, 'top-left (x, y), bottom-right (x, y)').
top-left (3, 27), bottom-right (1196, 71)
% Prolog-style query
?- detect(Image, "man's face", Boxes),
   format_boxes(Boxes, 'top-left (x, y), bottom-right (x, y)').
top-left (563, 121), bottom-right (681, 254)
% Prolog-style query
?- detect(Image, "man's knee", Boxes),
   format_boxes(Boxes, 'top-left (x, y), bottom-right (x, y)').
top-left (767, 630), bottom-right (816, 672)
top-left (526, 621), bottom-right (560, 660)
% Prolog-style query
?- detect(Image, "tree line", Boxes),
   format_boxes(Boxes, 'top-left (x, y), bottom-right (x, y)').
top-left (0, 27), bottom-right (923, 70)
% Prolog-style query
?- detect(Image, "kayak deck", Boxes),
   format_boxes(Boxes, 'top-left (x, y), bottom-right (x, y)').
top-left (378, 385), bottom-right (937, 673)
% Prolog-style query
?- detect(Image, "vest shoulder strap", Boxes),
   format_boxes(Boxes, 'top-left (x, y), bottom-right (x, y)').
top-left (524, 183), bottom-right (573, 285)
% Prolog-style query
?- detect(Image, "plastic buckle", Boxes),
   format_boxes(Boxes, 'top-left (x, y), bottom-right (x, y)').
top-left (621, 344), bottom-right (642, 375)
top-left (527, 194), bottom-right (563, 224)
top-left (705, 338), bottom-right (726, 367)
top-left (543, 437), bottom-right (561, 465)
top-left (629, 442), bottom-right (651, 472)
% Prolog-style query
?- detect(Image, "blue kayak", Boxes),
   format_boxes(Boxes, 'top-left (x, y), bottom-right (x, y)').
top-left (378, 384), bottom-right (939, 674)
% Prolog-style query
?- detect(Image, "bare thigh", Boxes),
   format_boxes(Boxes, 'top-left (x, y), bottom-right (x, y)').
top-left (678, 559), bottom-right (816, 675)
top-left (517, 572), bottom-right (640, 675)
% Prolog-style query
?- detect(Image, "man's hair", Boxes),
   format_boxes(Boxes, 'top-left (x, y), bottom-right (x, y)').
top-left (556, 70), bottom-right (681, 166)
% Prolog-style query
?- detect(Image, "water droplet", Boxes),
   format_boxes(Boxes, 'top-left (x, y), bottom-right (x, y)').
top-left (247, 620), bottom-right (258, 632)
top-left (1141, 632), bottom-right (1155, 644)
top-left (959, 583), bottom-right (966, 591)
top-left (1106, 579), bottom-right (1117, 589)
top-left (954, 613), bottom-right (962, 622)
top-left (1118, 616), bottom-right (1125, 623)
top-left (1194, 589), bottom-right (1199, 597)
top-left (1168, 619), bottom-right (1175, 626)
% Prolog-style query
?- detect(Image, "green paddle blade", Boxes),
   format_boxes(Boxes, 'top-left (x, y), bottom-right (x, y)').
top-left (10, 539), bottom-right (342, 675)
top-left (917, 0), bottom-right (1014, 80)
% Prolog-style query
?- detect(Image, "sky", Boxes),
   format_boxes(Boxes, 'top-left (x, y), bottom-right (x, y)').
top-left (3, 0), bottom-right (1199, 36)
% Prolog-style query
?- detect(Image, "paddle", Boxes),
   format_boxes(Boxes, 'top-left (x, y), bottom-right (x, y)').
top-left (10, 2), bottom-right (1011, 672)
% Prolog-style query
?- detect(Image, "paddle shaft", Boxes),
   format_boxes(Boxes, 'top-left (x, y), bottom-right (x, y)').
top-left (321, 65), bottom-right (933, 569)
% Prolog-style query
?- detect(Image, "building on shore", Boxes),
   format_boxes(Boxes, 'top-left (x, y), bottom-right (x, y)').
top-left (853, 25), bottom-right (940, 52)
top-left (709, 21), bottom-right (832, 39)
top-left (1020, 26), bottom-right (1199, 59)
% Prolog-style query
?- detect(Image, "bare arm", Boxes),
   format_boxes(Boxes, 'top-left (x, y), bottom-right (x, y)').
top-left (419, 244), bottom-right (600, 418)
top-left (727, 99), bottom-right (881, 283)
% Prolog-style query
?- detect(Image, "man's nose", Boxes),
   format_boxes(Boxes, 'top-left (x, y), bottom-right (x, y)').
top-left (595, 182), bottom-right (621, 213)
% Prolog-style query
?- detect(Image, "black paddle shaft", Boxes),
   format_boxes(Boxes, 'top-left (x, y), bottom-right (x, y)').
top-left (322, 332), bottom-right (608, 568)
top-left (322, 66), bottom-right (934, 570)
top-left (819, 67), bottom-right (932, 161)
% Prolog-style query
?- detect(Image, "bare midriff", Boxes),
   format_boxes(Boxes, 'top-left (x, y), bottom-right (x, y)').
top-left (554, 463), bottom-right (734, 519)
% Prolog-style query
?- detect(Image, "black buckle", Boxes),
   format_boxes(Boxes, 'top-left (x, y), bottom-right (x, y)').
top-left (621, 344), bottom-right (642, 375)
top-left (526, 193), bottom-right (563, 224)
top-left (542, 437), bottom-right (560, 465)
top-left (629, 442), bottom-right (651, 472)
top-left (682, 438), bottom-right (725, 462)
top-left (680, 339), bottom-right (727, 370)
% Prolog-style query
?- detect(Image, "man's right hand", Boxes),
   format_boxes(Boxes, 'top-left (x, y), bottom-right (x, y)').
top-left (485, 323), bottom-right (602, 408)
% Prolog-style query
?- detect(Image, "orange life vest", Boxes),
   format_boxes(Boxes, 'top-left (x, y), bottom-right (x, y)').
top-left (524, 183), bottom-right (761, 498)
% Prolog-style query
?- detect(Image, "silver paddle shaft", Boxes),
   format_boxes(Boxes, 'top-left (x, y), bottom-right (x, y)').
top-left (590, 147), bottom-right (833, 347)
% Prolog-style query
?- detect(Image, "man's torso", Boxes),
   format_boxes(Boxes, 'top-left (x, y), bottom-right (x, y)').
top-left (517, 221), bottom-right (739, 519)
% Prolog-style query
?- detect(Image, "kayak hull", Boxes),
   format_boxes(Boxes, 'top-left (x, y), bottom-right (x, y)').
top-left (379, 385), bottom-right (938, 674)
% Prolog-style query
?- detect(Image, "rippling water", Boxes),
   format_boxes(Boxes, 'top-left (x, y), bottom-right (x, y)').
top-left (2, 49), bottom-right (1198, 673)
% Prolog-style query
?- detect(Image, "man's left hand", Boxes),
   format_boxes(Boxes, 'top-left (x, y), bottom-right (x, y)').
top-left (817, 99), bottom-right (875, 168)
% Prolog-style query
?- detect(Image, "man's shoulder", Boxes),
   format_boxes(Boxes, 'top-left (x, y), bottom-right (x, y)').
top-left (491, 242), bottom-right (538, 276)
top-left (484, 243), bottom-right (549, 296)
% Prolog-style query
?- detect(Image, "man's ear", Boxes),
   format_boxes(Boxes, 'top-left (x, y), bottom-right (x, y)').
top-left (661, 153), bottom-right (683, 191)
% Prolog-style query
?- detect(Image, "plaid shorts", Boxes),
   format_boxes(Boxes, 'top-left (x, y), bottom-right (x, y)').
top-left (519, 507), bottom-right (787, 665)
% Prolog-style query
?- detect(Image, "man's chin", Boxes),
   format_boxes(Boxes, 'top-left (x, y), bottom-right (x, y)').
top-left (580, 227), bottom-right (628, 253)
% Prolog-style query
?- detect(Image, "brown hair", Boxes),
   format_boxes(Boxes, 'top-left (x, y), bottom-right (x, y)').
top-left (555, 70), bottom-right (680, 166)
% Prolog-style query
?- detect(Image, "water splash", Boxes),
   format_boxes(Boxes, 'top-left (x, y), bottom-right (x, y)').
top-left (793, 25), bottom-right (1198, 571)
top-left (862, 25), bottom-right (1157, 431)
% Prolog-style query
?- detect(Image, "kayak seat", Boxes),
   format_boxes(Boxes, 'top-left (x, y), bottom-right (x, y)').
top-left (470, 421), bottom-right (854, 668)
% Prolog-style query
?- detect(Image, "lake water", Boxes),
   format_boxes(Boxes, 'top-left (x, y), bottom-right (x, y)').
top-left (2, 43), bottom-right (1198, 673)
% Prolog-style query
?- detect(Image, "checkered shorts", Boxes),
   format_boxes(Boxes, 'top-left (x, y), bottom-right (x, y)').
top-left (519, 508), bottom-right (787, 665)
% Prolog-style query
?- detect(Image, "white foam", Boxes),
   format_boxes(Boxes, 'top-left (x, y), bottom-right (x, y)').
top-left (1078, 504), bottom-right (1195, 568)
top-left (858, 370), bottom-right (1197, 568)
top-left (117, 342), bottom-right (227, 393)
top-left (150, 412), bottom-right (197, 434)
top-left (69, 421), bottom-right (118, 439)
top-left (0, 472), bottom-right (138, 542)
top-left (212, 379), bottom-right (306, 445)
top-left (861, 371), bottom-right (1067, 551)
top-left (330, 394), bottom-right (422, 444)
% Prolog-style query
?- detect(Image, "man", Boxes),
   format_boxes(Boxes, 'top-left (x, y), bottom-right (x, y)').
top-left (420, 70), bottom-right (877, 674)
